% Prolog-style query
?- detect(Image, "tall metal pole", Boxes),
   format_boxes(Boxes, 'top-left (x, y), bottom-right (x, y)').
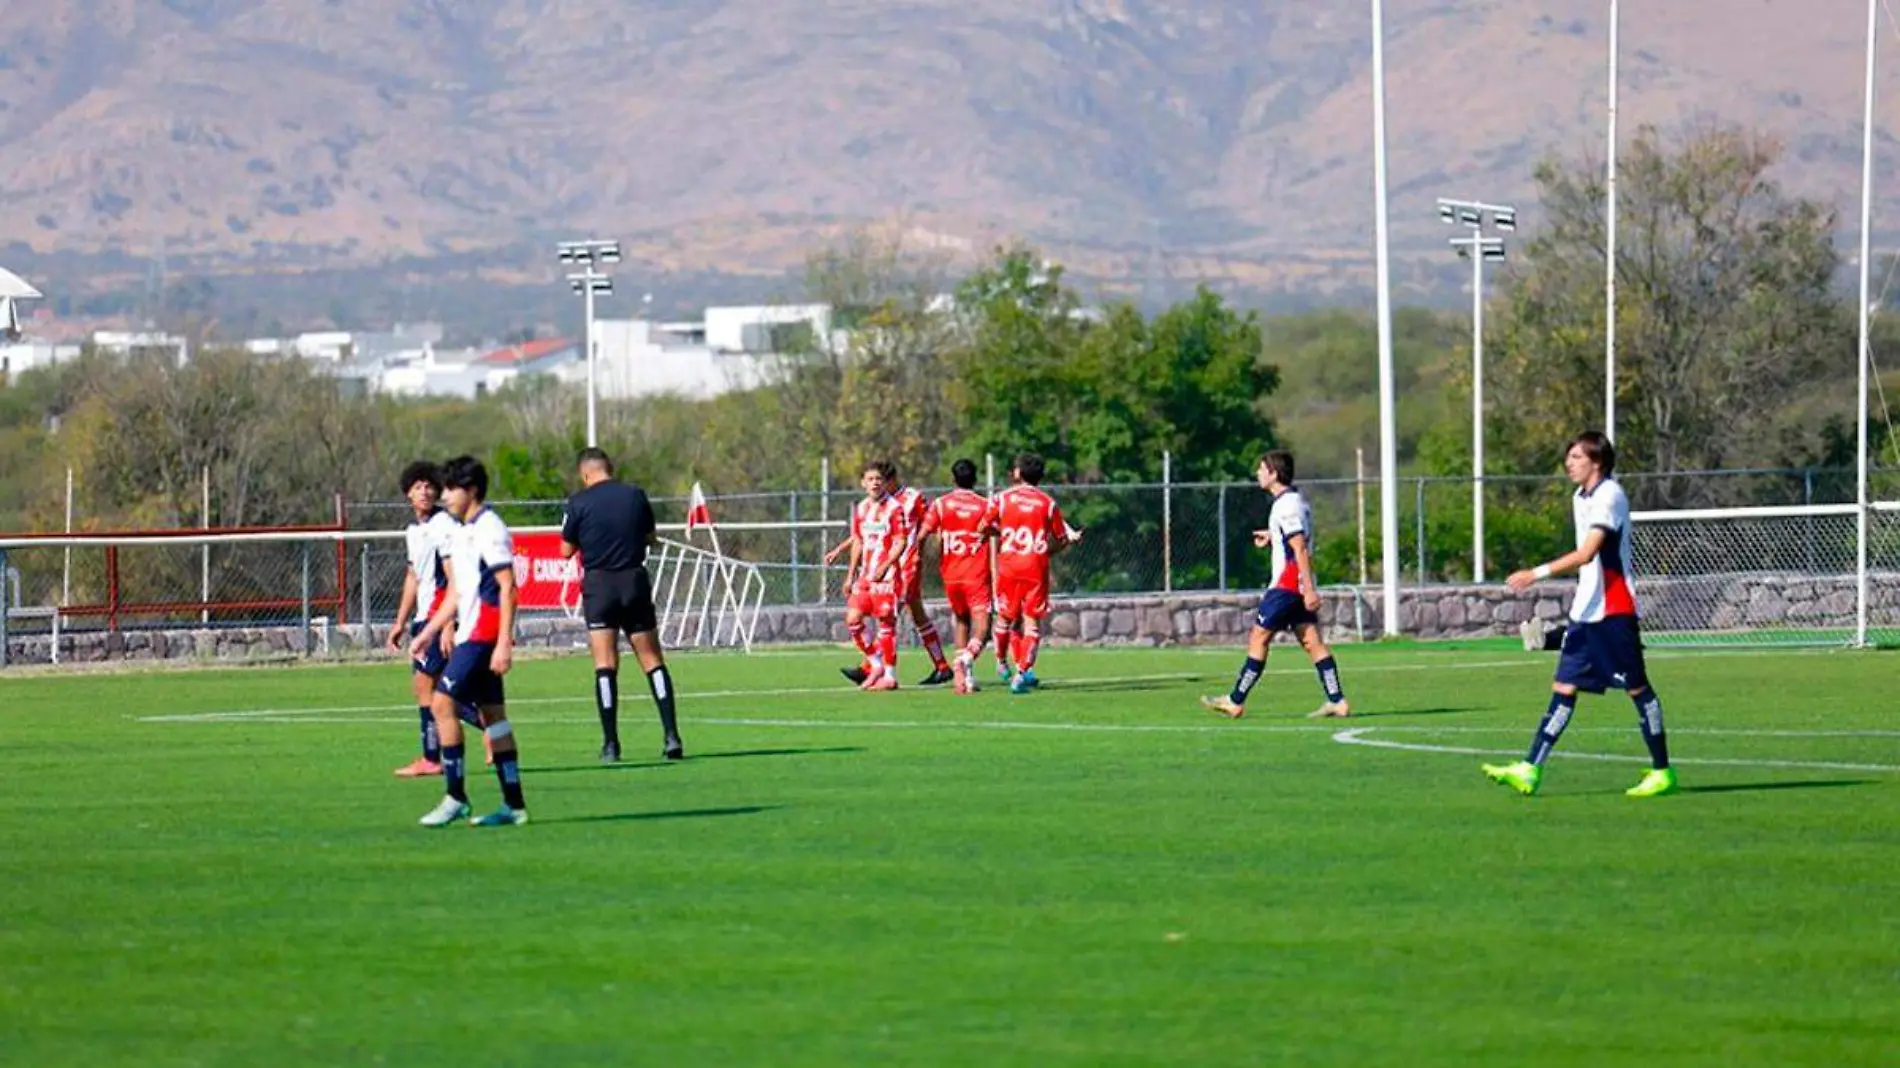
top-left (1605, 0), bottom-right (1620, 441)
top-left (1856, 0), bottom-right (1876, 646)
top-left (1472, 248), bottom-right (1486, 583)
top-left (1371, 0), bottom-right (1402, 634)
top-left (583, 282), bottom-right (598, 447)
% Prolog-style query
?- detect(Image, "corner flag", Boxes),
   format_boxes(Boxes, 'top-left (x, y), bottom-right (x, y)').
top-left (686, 482), bottom-right (713, 533)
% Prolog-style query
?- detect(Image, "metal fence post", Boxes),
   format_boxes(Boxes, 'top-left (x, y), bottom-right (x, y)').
top-left (0, 548), bottom-right (10, 669)
top-left (359, 542), bottom-right (372, 639)
top-left (818, 458), bottom-right (830, 607)
top-left (789, 490), bottom-right (801, 605)
top-left (1415, 477), bottom-right (1427, 584)
top-left (300, 541), bottom-right (313, 658)
top-left (1162, 451), bottom-right (1173, 592)
top-left (1217, 482), bottom-right (1228, 592)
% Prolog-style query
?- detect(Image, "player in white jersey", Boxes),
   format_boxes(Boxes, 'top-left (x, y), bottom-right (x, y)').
top-left (1201, 450), bottom-right (1351, 719)
top-left (386, 461), bottom-right (463, 778)
top-left (1488, 431), bottom-right (1677, 798)
top-left (409, 456), bottom-right (531, 827)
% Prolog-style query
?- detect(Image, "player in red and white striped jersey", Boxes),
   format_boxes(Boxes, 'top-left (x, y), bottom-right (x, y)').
top-left (881, 462), bottom-right (955, 685)
top-left (982, 452), bottom-right (1079, 695)
top-left (826, 462), bottom-right (911, 690)
top-left (921, 458), bottom-right (994, 694)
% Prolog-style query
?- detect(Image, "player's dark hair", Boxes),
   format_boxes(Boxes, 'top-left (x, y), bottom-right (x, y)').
top-left (399, 460), bottom-right (442, 496)
top-left (441, 455), bottom-right (489, 501)
top-left (1014, 452), bottom-right (1046, 486)
top-left (1261, 450), bottom-right (1295, 486)
top-left (876, 459), bottom-right (899, 483)
top-left (1568, 431), bottom-right (1616, 477)
top-left (577, 447), bottom-right (614, 476)
top-left (950, 458), bottom-right (978, 490)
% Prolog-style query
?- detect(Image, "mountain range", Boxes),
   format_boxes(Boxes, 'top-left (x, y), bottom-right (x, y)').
top-left (3, 0), bottom-right (1897, 310)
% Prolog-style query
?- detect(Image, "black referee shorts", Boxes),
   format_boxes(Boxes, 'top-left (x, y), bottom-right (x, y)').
top-left (582, 567), bottom-right (658, 635)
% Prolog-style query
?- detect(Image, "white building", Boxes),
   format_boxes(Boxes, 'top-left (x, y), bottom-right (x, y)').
top-left (92, 331), bottom-right (190, 365)
top-left (0, 340), bottom-right (82, 377)
top-left (578, 304), bottom-right (841, 401)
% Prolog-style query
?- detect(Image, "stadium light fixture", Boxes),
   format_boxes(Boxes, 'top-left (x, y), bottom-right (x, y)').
top-left (1439, 200), bottom-right (1515, 584)
top-left (556, 239), bottom-right (620, 446)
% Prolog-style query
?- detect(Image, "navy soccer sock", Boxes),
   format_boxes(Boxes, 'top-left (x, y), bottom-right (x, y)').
top-left (418, 706), bottom-right (440, 762)
top-left (440, 744), bottom-right (468, 803)
top-left (1313, 656), bottom-right (1345, 704)
top-left (1526, 692), bottom-right (1577, 766)
top-left (1229, 657), bottom-right (1265, 706)
top-left (1633, 690), bottom-right (1670, 769)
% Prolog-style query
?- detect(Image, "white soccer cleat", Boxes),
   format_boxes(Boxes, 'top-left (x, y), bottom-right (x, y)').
top-left (419, 796), bottom-right (471, 828)
top-left (1519, 619), bottom-right (1541, 652)
top-left (471, 805), bottom-right (529, 827)
top-left (1307, 701), bottom-right (1351, 719)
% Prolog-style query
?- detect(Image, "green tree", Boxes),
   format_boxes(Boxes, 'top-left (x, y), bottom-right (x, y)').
top-left (1484, 123), bottom-right (1850, 507)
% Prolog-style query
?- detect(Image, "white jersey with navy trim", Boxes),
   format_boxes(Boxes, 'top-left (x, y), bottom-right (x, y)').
top-left (405, 510), bottom-right (458, 626)
top-left (1267, 488), bottom-right (1313, 593)
top-left (1570, 477), bottom-right (1638, 623)
top-left (450, 507), bottom-right (515, 645)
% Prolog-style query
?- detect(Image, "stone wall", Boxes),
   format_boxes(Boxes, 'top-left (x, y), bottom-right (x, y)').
top-left (8, 575), bottom-right (1897, 666)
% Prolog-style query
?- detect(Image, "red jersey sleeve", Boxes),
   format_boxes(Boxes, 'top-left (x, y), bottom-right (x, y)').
top-left (1049, 501), bottom-right (1071, 548)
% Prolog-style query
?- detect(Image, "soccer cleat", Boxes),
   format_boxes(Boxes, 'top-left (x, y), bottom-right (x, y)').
top-left (1482, 761), bottom-right (1543, 796)
top-left (1200, 694), bottom-right (1245, 719)
top-left (1307, 701), bottom-right (1351, 719)
top-left (663, 738), bottom-right (685, 761)
top-left (1009, 673), bottom-right (1032, 696)
top-left (1519, 619), bottom-right (1542, 652)
top-left (919, 666), bottom-right (954, 687)
top-left (1020, 670), bottom-right (1040, 689)
top-left (394, 757), bottom-right (443, 778)
top-left (866, 672), bottom-right (898, 692)
top-left (471, 805), bottom-right (529, 827)
top-left (418, 796), bottom-right (471, 827)
top-left (1626, 767), bottom-right (1680, 798)
top-left (996, 662), bottom-right (1013, 684)
top-left (841, 666), bottom-right (869, 686)
top-left (600, 741), bottom-right (621, 764)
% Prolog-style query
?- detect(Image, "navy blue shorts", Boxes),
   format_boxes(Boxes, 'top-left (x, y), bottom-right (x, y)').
top-left (409, 620), bottom-right (448, 678)
top-left (1554, 617), bottom-right (1650, 694)
top-left (1254, 588), bottom-right (1319, 633)
top-left (436, 641), bottom-right (505, 708)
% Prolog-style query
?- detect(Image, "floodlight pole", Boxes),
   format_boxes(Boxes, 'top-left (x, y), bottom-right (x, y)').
top-left (557, 239), bottom-right (620, 448)
top-left (1856, 0), bottom-right (1876, 646)
top-left (1606, 0), bottom-right (1620, 443)
top-left (1438, 198), bottom-right (1514, 584)
top-left (1371, 0), bottom-right (1401, 635)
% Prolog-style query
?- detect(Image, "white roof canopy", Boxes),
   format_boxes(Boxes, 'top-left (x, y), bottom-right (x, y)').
top-left (0, 266), bottom-right (43, 300)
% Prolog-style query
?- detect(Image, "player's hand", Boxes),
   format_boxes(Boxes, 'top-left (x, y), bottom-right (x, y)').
top-left (1303, 588), bottom-right (1322, 612)
top-left (1506, 569), bottom-right (1537, 592)
top-left (1252, 529), bottom-right (1272, 549)
top-left (408, 630), bottom-right (434, 659)
top-left (490, 640), bottom-right (514, 676)
top-left (823, 545), bottom-right (845, 565)
top-left (384, 626), bottom-right (403, 654)
top-left (438, 629), bottom-right (454, 656)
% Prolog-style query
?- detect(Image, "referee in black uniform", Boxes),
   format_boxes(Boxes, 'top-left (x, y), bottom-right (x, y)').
top-left (560, 447), bottom-right (684, 762)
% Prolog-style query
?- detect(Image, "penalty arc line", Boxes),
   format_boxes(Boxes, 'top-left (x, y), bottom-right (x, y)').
top-left (1330, 728), bottom-right (1900, 774)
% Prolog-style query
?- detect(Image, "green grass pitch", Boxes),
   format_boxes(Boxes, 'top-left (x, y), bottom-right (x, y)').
top-left (4, 640), bottom-right (1896, 1066)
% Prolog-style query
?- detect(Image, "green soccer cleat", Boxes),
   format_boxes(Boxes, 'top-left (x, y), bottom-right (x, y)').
top-left (1626, 767), bottom-right (1680, 798)
top-left (1481, 760), bottom-right (1543, 796)
top-left (470, 805), bottom-right (529, 827)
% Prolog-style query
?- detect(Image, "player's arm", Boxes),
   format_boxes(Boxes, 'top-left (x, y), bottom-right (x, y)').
top-left (1507, 528), bottom-right (1610, 591)
top-left (823, 534), bottom-right (855, 566)
top-left (559, 508), bottom-right (580, 559)
top-left (490, 561), bottom-right (519, 675)
top-left (409, 579), bottom-right (459, 658)
top-left (1288, 530), bottom-right (1322, 611)
top-left (387, 566), bottom-right (418, 652)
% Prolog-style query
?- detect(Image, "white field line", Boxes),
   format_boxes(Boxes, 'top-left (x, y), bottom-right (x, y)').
top-left (1331, 728), bottom-right (1900, 774)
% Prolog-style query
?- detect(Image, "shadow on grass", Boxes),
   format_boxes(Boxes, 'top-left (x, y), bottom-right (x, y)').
top-left (537, 804), bottom-right (781, 826)
top-left (1331, 706), bottom-right (1473, 720)
top-left (1681, 779), bottom-right (1877, 796)
top-left (1043, 678), bottom-right (1208, 693)
top-left (530, 746), bottom-right (865, 775)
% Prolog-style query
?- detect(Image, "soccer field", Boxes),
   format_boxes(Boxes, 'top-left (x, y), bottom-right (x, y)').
top-left (4, 641), bottom-right (1896, 1066)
